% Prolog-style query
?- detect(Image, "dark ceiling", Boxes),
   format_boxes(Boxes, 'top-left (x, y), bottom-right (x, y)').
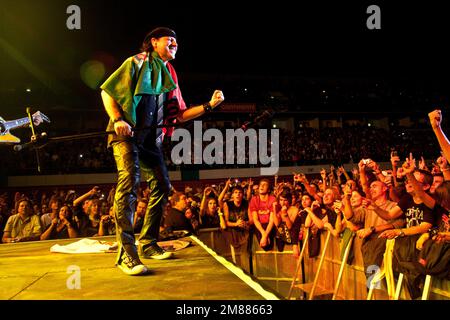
top-left (1, 1), bottom-right (450, 117)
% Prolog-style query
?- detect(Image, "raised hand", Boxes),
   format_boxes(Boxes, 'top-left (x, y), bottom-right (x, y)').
top-left (210, 90), bottom-right (225, 109)
top-left (419, 156), bottom-right (428, 171)
top-left (311, 200), bottom-right (321, 209)
top-left (351, 167), bottom-right (359, 181)
top-left (333, 200), bottom-right (343, 212)
top-left (358, 160), bottom-right (366, 171)
top-left (401, 153), bottom-right (416, 175)
top-left (204, 186), bottom-right (212, 194)
top-left (367, 159), bottom-right (378, 171)
top-left (436, 154), bottom-right (448, 171)
top-left (396, 167), bottom-right (406, 178)
top-left (390, 152), bottom-right (400, 167)
top-left (89, 186), bottom-right (100, 196)
top-left (428, 109), bottom-right (442, 129)
top-left (384, 174), bottom-right (393, 187)
top-left (294, 172), bottom-right (307, 183)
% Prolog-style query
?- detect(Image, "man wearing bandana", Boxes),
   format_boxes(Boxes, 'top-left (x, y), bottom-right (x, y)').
top-left (100, 27), bottom-right (224, 275)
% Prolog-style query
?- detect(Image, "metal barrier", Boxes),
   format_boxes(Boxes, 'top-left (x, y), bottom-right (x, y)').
top-left (197, 227), bottom-right (450, 300)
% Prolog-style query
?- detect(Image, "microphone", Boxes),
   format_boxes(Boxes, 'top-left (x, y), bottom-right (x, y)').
top-left (241, 110), bottom-right (274, 130)
top-left (13, 132), bottom-right (48, 152)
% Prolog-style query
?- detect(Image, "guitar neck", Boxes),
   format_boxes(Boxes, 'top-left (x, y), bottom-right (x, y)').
top-left (4, 117), bottom-right (30, 131)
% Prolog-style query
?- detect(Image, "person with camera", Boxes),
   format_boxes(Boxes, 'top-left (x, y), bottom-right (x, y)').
top-left (372, 155), bottom-right (436, 239)
top-left (72, 186), bottom-right (101, 237)
top-left (40, 205), bottom-right (78, 240)
top-left (294, 172), bottom-right (322, 204)
top-left (98, 206), bottom-right (116, 236)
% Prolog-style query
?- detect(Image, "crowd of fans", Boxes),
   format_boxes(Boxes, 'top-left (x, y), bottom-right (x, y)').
top-left (1, 109), bottom-right (450, 300)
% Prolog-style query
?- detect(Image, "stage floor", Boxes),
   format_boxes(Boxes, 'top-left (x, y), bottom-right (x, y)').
top-left (0, 235), bottom-right (277, 300)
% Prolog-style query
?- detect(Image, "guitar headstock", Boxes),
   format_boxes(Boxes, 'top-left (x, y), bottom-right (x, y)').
top-left (32, 111), bottom-right (51, 125)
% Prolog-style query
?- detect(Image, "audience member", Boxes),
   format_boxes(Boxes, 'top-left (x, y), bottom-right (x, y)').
top-left (163, 192), bottom-right (194, 233)
top-left (2, 198), bottom-right (42, 243)
top-left (40, 205), bottom-right (78, 240)
top-left (133, 199), bottom-right (148, 234)
top-left (250, 179), bottom-right (276, 251)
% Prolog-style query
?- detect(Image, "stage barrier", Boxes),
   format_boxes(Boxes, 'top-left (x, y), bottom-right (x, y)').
top-left (198, 228), bottom-right (450, 300)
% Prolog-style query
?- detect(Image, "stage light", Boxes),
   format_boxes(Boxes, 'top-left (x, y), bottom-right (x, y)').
top-left (26, 88), bottom-right (31, 92)
top-left (80, 60), bottom-right (105, 89)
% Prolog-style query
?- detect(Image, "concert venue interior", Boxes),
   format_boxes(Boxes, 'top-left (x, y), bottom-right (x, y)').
top-left (1, 1), bottom-right (449, 304)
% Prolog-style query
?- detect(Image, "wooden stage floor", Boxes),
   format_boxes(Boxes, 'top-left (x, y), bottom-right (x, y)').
top-left (0, 235), bottom-right (279, 300)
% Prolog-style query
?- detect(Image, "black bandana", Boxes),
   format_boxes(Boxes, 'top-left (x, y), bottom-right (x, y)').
top-left (146, 27), bottom-right (177, 40)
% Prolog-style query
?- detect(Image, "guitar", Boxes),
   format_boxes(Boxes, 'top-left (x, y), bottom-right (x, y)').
top-left (0, 111), bottom-right (50, 144)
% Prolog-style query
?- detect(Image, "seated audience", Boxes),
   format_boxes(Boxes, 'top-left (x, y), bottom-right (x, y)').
top-left (2, 198), bottom-right (42, 243)
top-left (40, 204), bottom-right (78, 240)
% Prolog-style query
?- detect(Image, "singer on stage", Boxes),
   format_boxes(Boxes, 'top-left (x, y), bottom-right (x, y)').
top-left (100, 27), bottom-right (224, 275)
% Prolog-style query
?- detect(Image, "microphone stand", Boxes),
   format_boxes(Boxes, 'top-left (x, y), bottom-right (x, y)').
top-left (34, 122), bottom-right (183, 146)
top-left (26, 107), bottom-right (42, 173)
top-left (17, 108), bottom-right (276, 173)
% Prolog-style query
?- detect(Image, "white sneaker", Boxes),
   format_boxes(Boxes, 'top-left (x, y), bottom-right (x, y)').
top-left (117, 263), bottom-right (148, 276)
top-left (117, 252), bottom-right (149, 275)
